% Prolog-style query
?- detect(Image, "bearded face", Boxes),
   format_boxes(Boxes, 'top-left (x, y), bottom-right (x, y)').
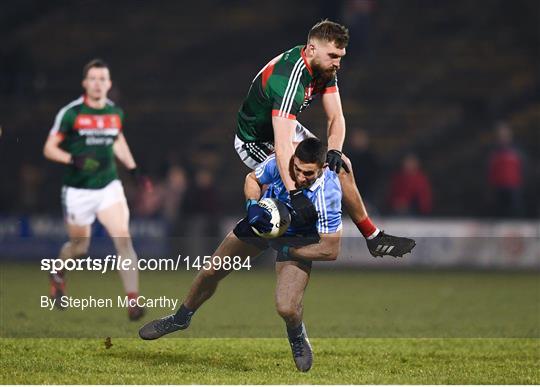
top-left (311, 59), bottom-right (338, 80)
top-left (307, 40), bottom-right (345, 86)
top-left (311, 59), bottom-right (338, 85)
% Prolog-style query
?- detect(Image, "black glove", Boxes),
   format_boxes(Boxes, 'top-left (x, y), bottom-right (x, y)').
top-left (71, 155), bottom-right (100, 172)
top-left (326, 149), bottom-right (350, 174)
top-left (232, 218), bottom-right (269, 250)
top-left (130, 167), bottom-right (153, 192)
top-left (289, 189), bottom-right (318, 226)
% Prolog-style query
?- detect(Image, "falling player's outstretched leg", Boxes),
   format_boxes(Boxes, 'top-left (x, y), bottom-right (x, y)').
top-left (139, 232), bottom-right (263, 339)
top-left (338, 155), bottom-right (416, 257)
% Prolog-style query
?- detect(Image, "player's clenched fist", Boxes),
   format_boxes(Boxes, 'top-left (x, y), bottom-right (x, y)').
top-left (289, 189), bottom-right (318, 226)
top-left (71, 154), bottom-right (100, 172)
top-left (130, 167), bottom-right (154, 193)
top-left (246, 199), bottom-right (272, 234)
top-left (326, 149), bottom-right (350, 174)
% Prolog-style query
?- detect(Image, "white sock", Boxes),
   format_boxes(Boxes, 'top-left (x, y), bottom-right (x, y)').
top-left (366, 228), bottom-right (381, 240)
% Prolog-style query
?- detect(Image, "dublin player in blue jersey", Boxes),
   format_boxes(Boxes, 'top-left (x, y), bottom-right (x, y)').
top-left (139, 139), bottom-right (350, 372)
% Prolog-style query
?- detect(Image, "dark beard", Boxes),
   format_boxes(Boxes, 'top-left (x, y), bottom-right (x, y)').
top-left (311, 62), bottom-right (337, 89)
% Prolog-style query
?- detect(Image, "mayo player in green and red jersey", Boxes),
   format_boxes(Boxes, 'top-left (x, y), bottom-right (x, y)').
top-left (43, 59), bottom-right (151, 321)
top-left (235, 20), bottom-right (415, 258)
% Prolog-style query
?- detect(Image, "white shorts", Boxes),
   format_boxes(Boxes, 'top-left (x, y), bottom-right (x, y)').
top-left (62, 180), bottom-right (127, 226)
top-left (234, 122), bottom-right (316, 170)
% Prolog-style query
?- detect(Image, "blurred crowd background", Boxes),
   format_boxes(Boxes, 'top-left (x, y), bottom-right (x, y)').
top-left (1, 0), bottom-right (539, 231)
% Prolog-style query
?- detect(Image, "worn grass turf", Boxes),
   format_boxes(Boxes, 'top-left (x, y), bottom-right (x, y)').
top-left (1, 338), bottom-right (538, 384)
top-left (1, 264), bottom-right (538, 338)
top-left (1, 263), bottom-right (539, 383)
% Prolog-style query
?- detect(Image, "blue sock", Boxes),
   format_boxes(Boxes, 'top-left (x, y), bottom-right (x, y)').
top-left (173, 304), bottom-right (194, 325)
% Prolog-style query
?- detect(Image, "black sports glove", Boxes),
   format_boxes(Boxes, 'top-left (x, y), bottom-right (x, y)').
top-left (130, 167), bottom-right (154, 192)
top-left (289, 189), bottom-right (318, 226)
top-left (71, 155), bottom-right (100, 172)
top-left (326, 149), bottom-right (350, 174)
top-left (232, 217), bottom-right (270, 250)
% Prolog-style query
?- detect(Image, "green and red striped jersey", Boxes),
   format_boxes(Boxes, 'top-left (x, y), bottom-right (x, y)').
top-left (236, 45), bottom-right (338, 142)
top-left (49, 96), bottom-right (123, 189)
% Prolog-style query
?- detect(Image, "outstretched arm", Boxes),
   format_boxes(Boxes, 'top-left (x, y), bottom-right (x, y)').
top-left (272, 116), bottom-right (318, 225)
top-left (272, 116), bottom-right (297, 191)
top-left (322, 91), bottom-right (346, 152)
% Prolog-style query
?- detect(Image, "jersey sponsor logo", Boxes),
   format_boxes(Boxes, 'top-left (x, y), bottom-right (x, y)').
top-left (73, 114), bottom-right (121, 144)
top-left (85, 137), bottom-right (115, 146)
top-left (74, 114), bottom-right (122, 132)
top-left (78, 129), bottom-right (119, 136)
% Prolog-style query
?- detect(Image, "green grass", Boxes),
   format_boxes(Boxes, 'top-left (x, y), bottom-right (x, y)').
top-left (1, 338), bottom-right (538, 384)
top-left (0, 263), bottom-right (539, 383)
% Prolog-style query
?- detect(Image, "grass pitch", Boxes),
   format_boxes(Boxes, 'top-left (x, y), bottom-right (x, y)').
top-left (2, 338), bottom-right (538, 384)
top-left (1, 263), bottom-right (539, 383)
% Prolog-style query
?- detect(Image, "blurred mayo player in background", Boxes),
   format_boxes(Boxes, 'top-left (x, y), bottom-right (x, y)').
top-left (234, 19), bottom-right (415, 257)
top-left (139, 138), bottom-right (382, 372)
top-left (43, 59), bottom-right (151, 321)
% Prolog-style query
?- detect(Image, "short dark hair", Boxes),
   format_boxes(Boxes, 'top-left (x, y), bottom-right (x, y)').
top-left (308, 20), bottom-right (349, 49)
top-left (83, 58), bottom-right (109, 79)
top-left (294, 138), bottom-right (327, 166)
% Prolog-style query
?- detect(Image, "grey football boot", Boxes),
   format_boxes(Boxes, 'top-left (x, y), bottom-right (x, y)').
top-left (288, 322), bottom-right (313, 372)
top-left (139, 314), bottom-right (191, 340)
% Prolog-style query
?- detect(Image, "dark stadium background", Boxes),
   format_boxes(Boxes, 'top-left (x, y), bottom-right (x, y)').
top-left (1, 0), bottom-right (538, 221)
top-left (0, 2), bottom-right (539, 384)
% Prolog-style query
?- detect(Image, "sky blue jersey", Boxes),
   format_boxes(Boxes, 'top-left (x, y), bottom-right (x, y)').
top-left (255, 155), bottom-right (342, 235)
